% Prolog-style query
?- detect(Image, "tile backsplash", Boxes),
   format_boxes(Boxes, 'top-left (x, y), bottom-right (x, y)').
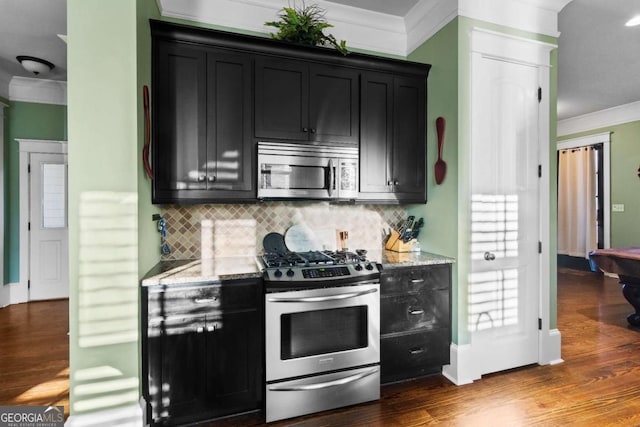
top-left (160, 202), bottom-right (407, 260)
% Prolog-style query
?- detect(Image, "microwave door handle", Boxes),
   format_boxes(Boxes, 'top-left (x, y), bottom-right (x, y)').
top-left (327, 159), bottom-right (335, 198)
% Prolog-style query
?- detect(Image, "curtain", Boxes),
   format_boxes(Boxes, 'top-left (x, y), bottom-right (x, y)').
top-left (558, 147), bottom-right (597, 258)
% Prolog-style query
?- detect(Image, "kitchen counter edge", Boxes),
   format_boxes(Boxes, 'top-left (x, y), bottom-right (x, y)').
top-left (141, 257), bottom-right (263, 286)
top-left (378, 250), bottom-right (455, 269)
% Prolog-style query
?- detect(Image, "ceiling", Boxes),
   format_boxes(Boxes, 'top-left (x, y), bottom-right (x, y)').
top-left (0, 0), bottom-right (66, 81)
top-left (0, 0), bottom-right (638, 121)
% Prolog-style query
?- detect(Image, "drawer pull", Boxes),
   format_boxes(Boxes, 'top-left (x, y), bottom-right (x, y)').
top-left (410, 278), bottom-right (424, 284)
top-left (207, 325), bottom-right (216, 332)
top-left (409, 308), bottom-right (424, 316)
top-left (194, 297), bottom-right (218, 304)
top-left (409, 347), bottom-right (425, 355)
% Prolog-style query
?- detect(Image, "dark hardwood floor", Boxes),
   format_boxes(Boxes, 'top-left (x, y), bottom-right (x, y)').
top-left (2, 269), bottom-right (640, 426)
top-left (0, 299), bottom-right (69, 417)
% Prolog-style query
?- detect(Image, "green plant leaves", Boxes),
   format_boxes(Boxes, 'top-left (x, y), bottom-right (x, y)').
top-left (265, 3), bottom-right (349, 55)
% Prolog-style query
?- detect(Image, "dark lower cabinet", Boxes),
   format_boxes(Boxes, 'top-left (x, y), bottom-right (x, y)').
top-left (142, 280), bottom-right (262, 426)
top-left (380, 263), bottom-right (451, 384)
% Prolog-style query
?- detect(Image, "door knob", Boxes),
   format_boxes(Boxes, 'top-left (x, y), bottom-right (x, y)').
top-left (484, 252), bottom-right (496, 261)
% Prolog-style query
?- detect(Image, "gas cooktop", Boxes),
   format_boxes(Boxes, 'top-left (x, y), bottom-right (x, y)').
top-left (261, 250), bottom-right (380, 287)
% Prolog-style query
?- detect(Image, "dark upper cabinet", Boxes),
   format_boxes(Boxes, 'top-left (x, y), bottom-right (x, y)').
top-left (255, 56), bottom-right (359, 145)
top-left (151, 20), bottom-right (430, 204)
top-left (152, 40), bottom-right (254, 204)
top-left (359, 72), bottom-right (427, 203)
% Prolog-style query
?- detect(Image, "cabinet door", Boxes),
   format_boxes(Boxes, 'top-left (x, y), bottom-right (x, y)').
top-left (392, 76), bottom-right (427, 201)
top-left (206, 52), bottom-right (254, 194)
top-left (359, 72), bottom-right (393, 194)
top-left (255, 56), bottom-right (309, 141)
top-left (160, 316), bottom-right (208, 423)
top-left (206, 310), bottom-right (261, 418)
top-left (309, 64), bottom-right (359, 144)
top-left (154, 42), bottom-right (207, 196)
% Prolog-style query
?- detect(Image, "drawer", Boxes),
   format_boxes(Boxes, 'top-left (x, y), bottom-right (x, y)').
top-left (147, 281), bottom-right (259, 318)
top-left (381, 329), bottom-right (450, 384)
top-left (381, 264), bottom-right (450, 295)
top-left (381, 289), bottom-right (449, 335)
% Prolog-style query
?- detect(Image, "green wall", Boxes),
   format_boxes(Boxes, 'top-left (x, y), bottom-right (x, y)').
top-left (407, 18), bottom-right (460, 341)
top-left (558, 121), bottom-right (640, 248)
top-left (4, 101), bottom-right (67, 284)
top-left (68, 0), bottom-right (141, 416)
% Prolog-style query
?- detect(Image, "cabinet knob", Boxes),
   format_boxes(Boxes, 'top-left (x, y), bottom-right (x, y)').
top-left (197, 175), bottom-right (206, 182)
top-left (207, 175), bottom-right (216, 182)
top-left (207, 325), bottom-right (215, 332)
top-left (394, 180), bottom-right (399, 185)
top-left (302, 127), bottom-right (309, 132)
top-left (310, 128), bottom-right (316, 133)
top-left (196, 326), bottom-right (204, 333)
top-left (387, 180), bottom-right (393, 186)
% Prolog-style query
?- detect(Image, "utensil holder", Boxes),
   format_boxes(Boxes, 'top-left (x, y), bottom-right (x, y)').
top-left (385, 230), bottom-right (413, 252)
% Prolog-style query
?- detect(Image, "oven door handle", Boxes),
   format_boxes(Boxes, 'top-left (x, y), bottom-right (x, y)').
top-left (267, 366), bottom-right (379, 392)
top-left (267, 288), bottom-right (377, 303)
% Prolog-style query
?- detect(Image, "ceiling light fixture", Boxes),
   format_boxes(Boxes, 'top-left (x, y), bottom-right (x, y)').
top-left (625, 15), bottom-right (640, 27)
top-left (16, 55), bottom-right (55, 76)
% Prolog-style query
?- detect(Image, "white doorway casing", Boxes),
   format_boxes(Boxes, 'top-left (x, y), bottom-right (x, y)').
top-left (11, 139), bottom-right (68, 304)
top-left (444, 29), bottom-right (562, 386)
top-left (0, 103), bottom-right (6, 307)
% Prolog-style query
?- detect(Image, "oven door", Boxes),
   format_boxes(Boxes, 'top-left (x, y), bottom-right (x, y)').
top-left (265, 281), bottom-right (380, 382)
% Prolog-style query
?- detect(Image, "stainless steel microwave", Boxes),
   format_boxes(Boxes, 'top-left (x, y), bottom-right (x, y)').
top-left (257, 142), bottom-right (359, 201)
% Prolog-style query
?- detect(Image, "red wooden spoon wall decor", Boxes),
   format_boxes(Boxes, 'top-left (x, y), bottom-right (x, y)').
top-left (434, 116), bottom-right (447, 184)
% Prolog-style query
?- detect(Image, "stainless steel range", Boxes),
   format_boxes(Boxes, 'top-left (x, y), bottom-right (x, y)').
top-left (262, 249), bottom-right (381, 423)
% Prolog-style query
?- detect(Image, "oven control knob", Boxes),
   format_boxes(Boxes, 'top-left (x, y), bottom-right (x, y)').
top-left (274, 269), bottom-right (283, 278)
top-left (354, 264), bottom-right (363, 271)
top-left (365, 263), bottom-right (374, 271)
top-left (286, 269), bottom-right (295, 277)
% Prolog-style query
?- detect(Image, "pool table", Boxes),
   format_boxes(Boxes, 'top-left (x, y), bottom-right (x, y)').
top-left (590, 247), bottom-right (640, 328)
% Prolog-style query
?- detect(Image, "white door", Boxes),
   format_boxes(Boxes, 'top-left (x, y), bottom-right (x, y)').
top-left (469, 53), bottom-right (540, 375)
top-left (29, 152), bottom-right (69, 301)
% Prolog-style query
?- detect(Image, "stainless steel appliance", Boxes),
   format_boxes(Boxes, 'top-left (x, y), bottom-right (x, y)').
top-left (262, 250), bottom-right (381, 422)
top-left (257, 142), bottom-right (359, 201)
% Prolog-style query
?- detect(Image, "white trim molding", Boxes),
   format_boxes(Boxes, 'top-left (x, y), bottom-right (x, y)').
top-left (460, 0), bottom-right (572, 38)
top-left (557, 131), bottom-right (612, 249)
top-left (557, 100), bottom-right (640, 137)
top-left (65, 403), bottom-right (142, 427)
top-left (13, 139), bottom-right (68, 305)
top-left (9, 76), bottom-right (67, 105)
top-left (156, 0), bottom-right (567, 57)
top-left (539, 329), bottom-right (564, 365)
top-left (442, 343), bottom-right (481, 385)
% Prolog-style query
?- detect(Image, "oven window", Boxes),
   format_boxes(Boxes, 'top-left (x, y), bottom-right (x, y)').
top-left (280, 306), bottom-right (368, 360)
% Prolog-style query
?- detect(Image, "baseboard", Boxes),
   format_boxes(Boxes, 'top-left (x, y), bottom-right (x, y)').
top-left (539, 328), bottom-right (563, 366)
top-left (0, 284), bottom-right (9, 308)
top-left (441, 343), bottom-right (480, 386)
top-left (65, 404), bottom-right (143, 427)
top-left (0, 282), bottom-right (27, 307)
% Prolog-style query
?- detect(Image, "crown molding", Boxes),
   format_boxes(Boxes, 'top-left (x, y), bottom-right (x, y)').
top-left (156, 0), bottom-right (567, 56)
top-left (406, 0), bottom-right (459, 54)
top-left (557, 100), bottom-right (640, 137)
top-left (9, 76), bottom-right (67, 105)
top-left (157, 0), bottom-right (407, 56)
top-left (459, 0), bottom-right (572, 38)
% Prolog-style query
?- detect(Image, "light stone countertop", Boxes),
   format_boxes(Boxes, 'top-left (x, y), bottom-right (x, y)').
top-left (141, 256), bottom-right (263, 286)
top-left (141, 251), bottom-right (455, 287)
